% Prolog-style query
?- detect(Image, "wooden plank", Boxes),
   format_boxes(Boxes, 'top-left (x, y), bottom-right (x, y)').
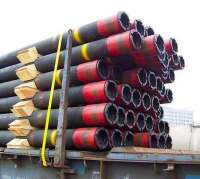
top-left (9, 119), bottom-right (35, 136)
top-left (16, 47), bottom-right (40, 64)
top-left (7, 139), bottom-right (31, 149)
top-left (11, 100), bottom-right (36, 117)
top-left (15, 81), bottom-right (39, 99)
top-left (16, 64), bottom-right (40, 81)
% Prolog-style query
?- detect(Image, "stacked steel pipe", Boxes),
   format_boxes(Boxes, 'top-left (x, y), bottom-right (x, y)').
top-left (0, 11), bottom-right (184, 151)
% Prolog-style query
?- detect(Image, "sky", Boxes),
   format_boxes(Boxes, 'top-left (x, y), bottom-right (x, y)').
top-left (0, 0), bottom-right (199, 122)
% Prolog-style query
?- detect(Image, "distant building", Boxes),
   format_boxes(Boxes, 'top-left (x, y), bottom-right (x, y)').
top-left (163, 107), bottom-right (193, 126)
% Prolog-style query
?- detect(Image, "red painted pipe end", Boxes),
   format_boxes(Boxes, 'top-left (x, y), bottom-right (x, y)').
top-left (137, 68), bottom-right (148, 87)
top-left (105, 80), bottom-right (118, 102)
top-left (130, 30), bottom-right (143, 50)
top-left (95, 128), bottom-right (110, 150)
top-left (117, 11), bottom-right (130, 31)
top-left (105, 103), bottom-right (118, 126)
top-left (131, 19), bottom-right (145, 36)
top-left (179, 55), bottom-right (185, 69)
top-left (97, 59), bottom-right (110, 80)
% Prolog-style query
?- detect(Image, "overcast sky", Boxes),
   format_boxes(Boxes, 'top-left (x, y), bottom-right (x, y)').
top-left (0, 0), bottom-right (199, 122)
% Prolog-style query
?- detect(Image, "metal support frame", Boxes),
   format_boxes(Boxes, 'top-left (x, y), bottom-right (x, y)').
top-left (54, 30), bottom-right (73, 166)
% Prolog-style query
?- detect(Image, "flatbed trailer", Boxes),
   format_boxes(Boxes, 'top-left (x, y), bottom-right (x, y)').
top-left (0, 147), bottom-right (200, 179)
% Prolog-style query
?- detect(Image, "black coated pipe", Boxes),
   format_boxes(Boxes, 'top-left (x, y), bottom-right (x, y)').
top-left (33, 80), bottom-right (117, 108)
top-left (34, 30), bottom-right (142, 73)
top-left (0, 63), bottom-right (23, 82)
top-left (0, 79), bottom-right (21, 98)
top-left (28, 103), bottom-right (118, 128)
top-left (0, 131), bottom-right (15, 147)
top-left (27, 128), bottom-right (110, 150)
top-left (0, 113), bottom-right (16, 129)
top-left (0, 12), bottom-right (130, 68)
top-left (0, 96), bottom-right (20, 113)
top-left (35, 59), bottom-right (110, 90)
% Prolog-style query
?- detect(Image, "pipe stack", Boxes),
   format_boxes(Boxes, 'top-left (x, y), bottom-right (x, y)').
top-left (0, 11), bottom-right (184, 151)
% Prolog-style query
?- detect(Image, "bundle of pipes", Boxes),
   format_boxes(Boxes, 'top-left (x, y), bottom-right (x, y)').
top-left (0, 11), bottom-right (184, 151)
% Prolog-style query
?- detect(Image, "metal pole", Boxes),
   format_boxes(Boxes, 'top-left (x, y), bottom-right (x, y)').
top-left (54, 29), bottom-right (72, 166)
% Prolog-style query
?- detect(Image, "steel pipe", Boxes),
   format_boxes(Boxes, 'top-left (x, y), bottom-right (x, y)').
top-left (33, 80), bottom-right (118, 108)
top-left (115, 84), bottom-right (132, 106)
top-left (116, 106), bottom-right (126, 129)
top-left (0, 12), bottom-right (130, 68)
top-left (124, 110), bottom-right (136, 130)
top-left (123, 131), bottom-right (134, 146)
top-left (109, 129), bottom-right (123, 148)
top-left (27, 128), bottom-right (110, 150)
top-left (164, 38), bottom-right (178, 55)
top-left (28, 103), bottom-right (118, 128)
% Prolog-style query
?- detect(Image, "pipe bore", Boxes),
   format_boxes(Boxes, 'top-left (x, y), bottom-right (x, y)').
top-left (105, 80), bottom-right (118, 101)
top-left (135, 113), bottom-right (146, 132)
top-left (104, 103), bottom-right (118, 125)
top-left (117, 11), bottom-right (130, 31)
top-left (150, 133), bottom-right (158, 148)
top-left (166, 89), bottom-right (173, 103)
top-left (117, 84), bottom-right (132, 105)
top-left (164, 121), bottom-right (170, 135)
top-left (145, 115), bottom-right (154, 132)
top-left (116, 107), bottom-right (126, 128)
top-left (179, 55), bottom-right (185, 69)
top-left (110, 129), bottom-right (123, 147)
top-left (95, 128), bottom-right (110, 150)
top-left (170, 38), bottom-right (178, 53)
top-left (155, 35), bottom-right (165, 54)
top-left (137, 68), bottom-right (148, 86)
top-left (142, 93), bottom-right (151, 111)
top-left (148, 71), bottom-right (157, 90)
top-left (165, 135), bottom-right (172, 149)
top-left (158, 120), bottom-right (165, 134)
top-left (130, 30), bottom-right (143, 50)
top-left (171, 54), bottom-right (179, 66)
top-left (158, 134), bottom-right (166, 149)
top-left (145, 26), bottom-right (155, 36)
top-left (156, 106), bottom-right (164, 120)
top-left (156, 76), bottom-right (163, 93)
top-left (152, 96), bottom-right (160, 112)
top-left (97, 59), bottom-right (110, 80)
top-left (125, 110), bottom-right (136, 130)
top-left (132, 89), bottom-right (142, 108)
top-left (133, 19), bottom-right (145, 36)
top-left (168, 68), bottom-right (175, 83)
top-left (123, 131), bottom-right (134, 146)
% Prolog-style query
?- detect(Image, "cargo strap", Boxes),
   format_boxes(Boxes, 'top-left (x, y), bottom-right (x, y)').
top-left (41, 34), bottom-right (63, 167)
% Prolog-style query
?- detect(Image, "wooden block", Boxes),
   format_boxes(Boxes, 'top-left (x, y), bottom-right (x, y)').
top-left (11, 100), bottom-right (36, 117)
top-left (15, 81), bottom-right (39, 99)
top-left (16, 47), bottom-right (40, 64)
top-left (9, 119), bottom-right (35, 137)
top-left (16, 64), bottom-right (40, 81)
top-left (7, 139), bottom-right (31, 149)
